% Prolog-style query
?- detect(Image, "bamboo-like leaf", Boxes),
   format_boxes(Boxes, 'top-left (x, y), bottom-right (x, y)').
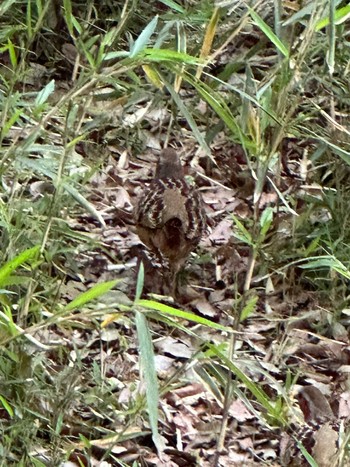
top-left (315, 3), bottom-right (350, 30)
top-left (26, 0), bottom-right (33, 39)
top-left (326, 0), bottom-right (336, 75)
top-left (142, 64), bottom-right (164, 89)
top-left (130, 16), bottom-right (158, 58)
top-left (137, 299), bottom-right (233, 332)
top-left (0, 0), bottom-right (17, 16)
top-left (174, 20), bottom-right (186, 92)
top-left (78, 39), bottom-right (96, 69)
top-left (142, 48), bottom-right (202, 64)
top-left (63, 0), bottom-right (74, 36)
top-left (305, 130), bottom-right (350, 165)
top-left (0, 246), bottom-right (40, 286)
top-left (267, 176), bottom-right (298, 216)
top-left (35, 0), bottom-right (43, 16)
top-left (231, 216), bottom-right (253, 246)
top-left (135, 263), bottom-right (144, 302)
top-left (13, 155), bottom-right (106, 227)
top-left (282, 2), bottom-right (318, 26)
top-left (35, 80), bottom-right (55, 107)
top-left (1, 108), bottom-right (23, 139)
top-left (0, 396), bottom-right (13, 417)
top-left (62, 183), bottom-right (106, 227)
top-left (71, 15), bottom-right (82, 34)
top-left (7, 38), bottom-right (17, 68)
top-left (207, 343), bottom-right (280, 420)
top-left (203, 72), bottom-right (279, 126)
top-left (196, 7), bottom-right (220, 79)
top-left (259, 207), bottom-right (274, 238)
top-left (0, 308), bottom-right (19, 338)
top-left (183, 72), bottom-right (253, 149)
top-left (158, 0), bottom-right (185, 13)
top-left (241, 65), bottom-right (255, 132)
top-left (248, 7), bottom-right (289, 58)
top-left (135, 310), bottom-right (165, 455)
top-left (102, 50), bottom-right (129, 61)
top-left (63, 279), bottom-right (120, 312)
top-left (240, 295), bottom-right (258, 322)
top-left (162, 77), bottom-right (211, 157)
top-left (298, 256), bottom-right (350, 279)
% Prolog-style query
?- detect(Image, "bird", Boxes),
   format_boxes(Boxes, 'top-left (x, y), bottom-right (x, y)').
top-left (134, 148), bottom-right (206, 295)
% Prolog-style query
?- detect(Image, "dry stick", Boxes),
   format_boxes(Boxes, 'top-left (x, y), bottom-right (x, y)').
top-left (244, 251), bottom-right (256, 294)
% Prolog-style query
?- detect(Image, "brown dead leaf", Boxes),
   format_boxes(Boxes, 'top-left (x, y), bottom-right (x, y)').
top-left (62, 43), bottom-right (78, 63)
top-left (338, 391), bottom-right (350, 419)
top-left (229, 399), bottom-right (255, 422)
top-left (192, 297), bottom-right (217, 317)
top-left (209, 218), bottom-right (232, 244)
top-left (312, 422), bottom-right (338, 467)
top-left (166, 383), bottom-right (206, 402)
top-left (258, 191), bottom-right (278, 208)
top-left (155, 336), bottom-right (193, 358)
top-left (154, 355), bottom-right (174, 374)
top-left (112, 187), bottom-right (133, 209)
top-left (297, 386), bottom-right (334, 423)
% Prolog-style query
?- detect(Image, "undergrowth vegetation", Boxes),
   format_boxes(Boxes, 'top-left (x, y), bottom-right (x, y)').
top-left (0, 0), bottom-right (350, 465)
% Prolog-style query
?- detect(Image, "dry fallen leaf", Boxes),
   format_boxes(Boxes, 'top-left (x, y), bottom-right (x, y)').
top-left (312, 422), bottom-right (338, 467)
top-left (155, 336), bottom-right (193, 358)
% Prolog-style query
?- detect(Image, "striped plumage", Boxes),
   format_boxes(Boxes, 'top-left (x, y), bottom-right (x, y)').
top-left (135, 148), bottom-right (206, 292)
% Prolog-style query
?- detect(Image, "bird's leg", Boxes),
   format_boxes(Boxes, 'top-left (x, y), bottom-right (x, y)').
top-left (167, 259), bottom-right (186, 298)
top-left (168, 270), bottom-right (178, 298)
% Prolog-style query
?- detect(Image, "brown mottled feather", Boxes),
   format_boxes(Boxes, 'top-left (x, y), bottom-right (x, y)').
top-left (135, 148), bottom-right (206, 290)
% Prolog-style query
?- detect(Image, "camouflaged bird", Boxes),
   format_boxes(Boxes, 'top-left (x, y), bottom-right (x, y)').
top-left (135, 148), bottom-right (206, 294)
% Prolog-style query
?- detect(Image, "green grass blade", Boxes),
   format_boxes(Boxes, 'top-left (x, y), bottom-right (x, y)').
top-left (298, 255), bottom-right (350, 279)
top-left (1, 108), bottom-right (23, 139)
top-left (0, 0), bottom-right (17, 16)
top-left (63, 0), bottom-right (74, 36)
top-left (326, 0), bottom-right (336, 75)
top-left (135, 262), bottom-right (144, 302)
top-left (62, 182), bottom-right (106, 227)
top-left (248, 7), bottom-right (289, 58)
top-left (0, 395), bottom-right (13, 417)
top-left (35, 80), bottom-right (55, 107)
top-left (143, 48), bottom-right (201, 64)
top-left (295, 438), bottom-right (318, 466)
top-left (137, 299), bottom-right (233, 332)
top-left (102, 50), bottom-right (130, 61)
top-left (63, 279), bottom-right (120, 312)
top-left (315, 3), bottom-right (350, 30)
top-left (161, 77), bottom-right (211, 156)
top-left (135, 310), bottom-right (165, 455)
top-left (240, 295), bottom-right (258, 322)
top-left (0, 246), bottom-right (40, 286)
top-left (26, 0), bottom-right (32, 39)
top-left (231, 216), bottom-right (253, 246)
top-left (130, 15), bottom-right (158, 58)
top-left (7, 38), bottom-right (17, 68)
top-left (207, 343), bottom-right (281, 421)
top-left (181, 70), bottom-right (275, 150)
top-left (158, 0), bottom-right (185, 13)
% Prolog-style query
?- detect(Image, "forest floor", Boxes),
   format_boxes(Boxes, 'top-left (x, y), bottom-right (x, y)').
top-left (1, 1), bottom-right (350, 466)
